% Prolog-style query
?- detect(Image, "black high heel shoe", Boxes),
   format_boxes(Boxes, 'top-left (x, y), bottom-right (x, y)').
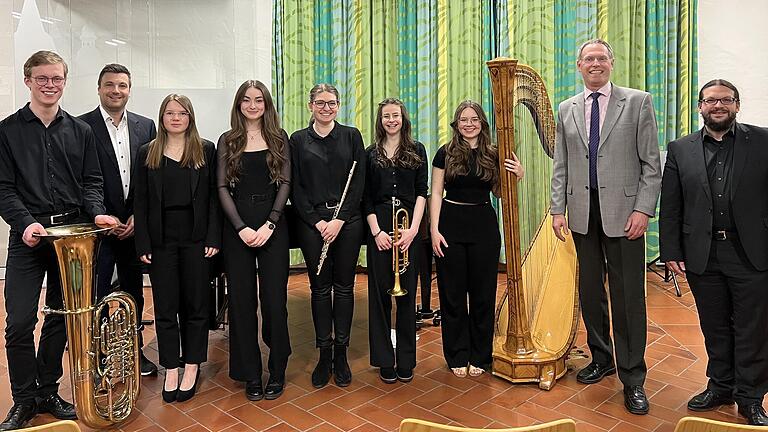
top-left (162, 371), bottom-right (179, 403)
top-left (176, 367), bottom-right (200, 402)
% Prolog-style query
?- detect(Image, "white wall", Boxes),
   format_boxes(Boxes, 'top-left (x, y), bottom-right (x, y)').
top-left (698, 0), bottom-right (768, 126)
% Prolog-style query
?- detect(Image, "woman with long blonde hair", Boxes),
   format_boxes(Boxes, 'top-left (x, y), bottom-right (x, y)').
top-left (134, 94), bottom-right (221, 403)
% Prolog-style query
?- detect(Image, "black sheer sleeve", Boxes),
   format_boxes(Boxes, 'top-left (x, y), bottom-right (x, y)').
top-left (362, 146), bottom-right (376, 216)
top-left (216, 133), bottom-right (247, 232)
top-left (267, 130), bottom-right (291, 224)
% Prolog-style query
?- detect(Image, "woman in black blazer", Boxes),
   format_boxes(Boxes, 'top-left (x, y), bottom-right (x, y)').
top-left (134, 94), bottom-right (221, 403)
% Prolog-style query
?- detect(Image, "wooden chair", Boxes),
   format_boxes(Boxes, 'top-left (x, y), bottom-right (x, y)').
top-left (18, 420), bottom-right (81, 432)
top-left (399, 418), bottom-right (576, 432)
top-left (674, 416), bottom-right (767, 432)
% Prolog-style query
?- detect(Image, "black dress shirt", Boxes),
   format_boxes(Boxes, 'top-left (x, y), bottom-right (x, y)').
top-left (363, 142), bottom-right (429, 215)
top-left (0, 103), bottom-right (105, 233)
top-left (290, 122), bottom-right (366, 226)
top-left (702, 126), bottom-right (735, 231)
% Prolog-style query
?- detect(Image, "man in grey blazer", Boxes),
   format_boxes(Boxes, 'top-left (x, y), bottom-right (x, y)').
top-left (550, 39), bottom-right (661, 415)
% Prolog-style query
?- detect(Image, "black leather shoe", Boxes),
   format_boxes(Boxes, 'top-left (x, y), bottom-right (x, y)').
top-left (333, 345), bottom-right (351, 387)
top-left (0, 402), bottom-right (37, 431)
top-left (396, 367), bottom-right (414, 383)
top-left (245, 380), bottom-right (264, 401)
top-left (140, 351), bottom-right (158, 377)
top-left (739, 403), bottom-right (768, 426)
top-left (38, 393), bottom-right (77, 420)
top-left (623, 385), bottom-right (649, 415)
top-left (379, 367), bottom-right (397, 384)
top-left (576, 362), bottom-right (616, 384)
top-left (176, 367), bottom-right (200, 403)
top-left (264, 376), bottom-right (285, 400)
top-left (687, 389), bottom-right (734, 412)
top-left (311, 347), bottom-right (334, 388)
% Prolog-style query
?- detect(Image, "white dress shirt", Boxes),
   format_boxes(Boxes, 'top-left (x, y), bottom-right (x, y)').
top-left (100, 105), bottom-right (131, 199)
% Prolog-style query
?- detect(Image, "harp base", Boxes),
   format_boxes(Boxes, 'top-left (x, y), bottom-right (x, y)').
top-left (491, 350), bottom-right (567, 391)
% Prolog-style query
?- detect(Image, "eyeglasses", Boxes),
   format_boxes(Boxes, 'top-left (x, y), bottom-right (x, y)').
top-left (163, 111), bottom-right (190, 118)
top-left (700, 97), bottom-right (738, 106)
top-left (458, 117), bottom-right (481, 125)
top-left (580, 56), bottom-right (611, 64)
top-left (31, 76), bottom-right (66, 86)
top-left (312, 100), bottom-right (339, 109)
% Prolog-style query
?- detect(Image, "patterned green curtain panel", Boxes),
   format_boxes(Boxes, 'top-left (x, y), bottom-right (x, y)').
top-left (273, 0), bottom-right (698, 265)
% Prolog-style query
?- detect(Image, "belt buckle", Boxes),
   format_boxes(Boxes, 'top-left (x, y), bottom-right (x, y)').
top-left (50, 213), bottom-right (66, 226)
top-left (714, 230), bottom-right (727, 241)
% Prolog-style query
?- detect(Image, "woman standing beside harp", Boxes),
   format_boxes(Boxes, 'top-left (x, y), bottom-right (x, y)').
top-left (364, 98), bottom-right (428, 384)
top-left (430, 100), bottom-right (524, 378)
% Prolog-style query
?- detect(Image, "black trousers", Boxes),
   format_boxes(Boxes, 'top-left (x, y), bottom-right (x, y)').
top-left (571, 190), bottom-right (647, 386)
top-left (224, 205), bottom-right (291, 382)
top-left (686, 237), bottom-right (768, 406)
top-left (435, 202), bottom-right (500, 369)
top-left (366, 205), bottom-right (418, 370)
top-left (96, 235), bottom-right (146, 347)
top-left (297, 215), bottom-right (363, 348)
top-left (149, 238), bottom-right (210, 369)
top-left (3, 231), bottom-right (67, 403)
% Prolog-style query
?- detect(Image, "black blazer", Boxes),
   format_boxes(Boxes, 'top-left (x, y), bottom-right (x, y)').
top-left (79, 107), bottom-right (156, 221)
top-left (659, 122), bottom-right (768, 274)
top-left (133, 139), bottom-right (222, 257)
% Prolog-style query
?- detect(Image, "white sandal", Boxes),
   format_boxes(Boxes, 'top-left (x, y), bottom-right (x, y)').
top-left (451, 367), bottom-right (467, 378)
top-left (468, 365), bottom-right (484, 377)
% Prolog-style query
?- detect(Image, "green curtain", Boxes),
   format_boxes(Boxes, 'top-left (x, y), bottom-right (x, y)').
top-left (273, 0), bottom-right (698, 265)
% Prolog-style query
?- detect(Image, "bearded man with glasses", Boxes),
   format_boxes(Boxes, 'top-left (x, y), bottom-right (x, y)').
top-left (660, 79), bottom-right (768, 426)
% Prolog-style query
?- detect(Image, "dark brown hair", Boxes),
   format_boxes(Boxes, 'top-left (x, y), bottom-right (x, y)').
top-left (223, 80), bottom-right (287, 184)
top-left (146, 94), bottom-right (205, 170)
top-left (373, 98), bottom-right (422, 169)
top-left (698, 79), bottom-right (740, 103)
top-left (444, 101), bottom-right (498, 191)
top-left (98, 63), bottom-right (131, 87)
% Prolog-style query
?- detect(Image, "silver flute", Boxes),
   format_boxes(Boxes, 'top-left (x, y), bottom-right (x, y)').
top-left (316, 161), bottom-right (358, 275)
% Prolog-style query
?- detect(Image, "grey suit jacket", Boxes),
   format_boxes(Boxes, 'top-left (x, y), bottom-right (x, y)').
top-left (550, 84), bottom-right (662, 237)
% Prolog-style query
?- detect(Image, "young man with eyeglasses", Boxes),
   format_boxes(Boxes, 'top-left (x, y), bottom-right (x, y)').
top-left (550, 39), bottom-right (661, 415)
top-left (79, 64), bottom-right (158, 378)
top-left (660, 79), bottom-right (768, 426)
top-left (0, 51), bottom-right (117, 430)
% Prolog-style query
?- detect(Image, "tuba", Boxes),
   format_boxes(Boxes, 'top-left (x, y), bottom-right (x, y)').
top-left (388, 197), bottom-right (409, 297)
top-left (487, 58), bottom-right (580, 390)
top-left (37, 223), bottom-right (140, 428)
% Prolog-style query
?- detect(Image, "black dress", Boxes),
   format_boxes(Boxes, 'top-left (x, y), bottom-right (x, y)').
top-left (432, 145), bottom-right (501, 369)
top-left (363, 143), bottom-right (428, 372)
top-left (217, 132), bottom-right (291, 382)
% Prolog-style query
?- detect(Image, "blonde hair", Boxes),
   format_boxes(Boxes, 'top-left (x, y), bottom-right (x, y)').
top-left (146, 94), bottom-right (205, 170)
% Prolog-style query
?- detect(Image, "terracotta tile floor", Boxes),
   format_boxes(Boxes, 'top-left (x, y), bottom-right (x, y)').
top-left (0, 271), bottom-right (763, 431)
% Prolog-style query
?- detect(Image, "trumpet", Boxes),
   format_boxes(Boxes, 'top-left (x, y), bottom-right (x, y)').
top-left (389, 197), bottom-right (409, 297)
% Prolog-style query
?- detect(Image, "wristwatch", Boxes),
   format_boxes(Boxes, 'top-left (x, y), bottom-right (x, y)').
top-left (267, 221), bottom-right (276, 230)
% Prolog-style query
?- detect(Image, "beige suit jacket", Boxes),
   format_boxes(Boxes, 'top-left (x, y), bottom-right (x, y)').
top-left (550, 84), bottom-right (662, 237)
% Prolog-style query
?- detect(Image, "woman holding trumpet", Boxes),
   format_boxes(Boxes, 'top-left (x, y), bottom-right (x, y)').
top-left (364, 98), bottom-right (428, 384)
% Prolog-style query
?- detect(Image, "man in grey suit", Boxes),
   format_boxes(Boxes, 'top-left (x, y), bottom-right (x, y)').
top-left (550, 39), bottom-right (661, 415)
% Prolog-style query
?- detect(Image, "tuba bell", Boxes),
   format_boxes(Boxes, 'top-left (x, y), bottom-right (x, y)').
top-left (388, 197), bottom-right (409, 297)
top-left (37, 223), bottom-right (141, 428)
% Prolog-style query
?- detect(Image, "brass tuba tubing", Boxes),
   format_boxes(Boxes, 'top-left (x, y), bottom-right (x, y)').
top-left (388, 197), bottom-right (409, 297)
top-left (37, 223), bottom-right (141, 428)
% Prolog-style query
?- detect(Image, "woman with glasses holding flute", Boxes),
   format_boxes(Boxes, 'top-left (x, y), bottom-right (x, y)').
top-left (363, 98), bottom-right (428, 384)
top-left (290, 83), bottom-right (366, 388)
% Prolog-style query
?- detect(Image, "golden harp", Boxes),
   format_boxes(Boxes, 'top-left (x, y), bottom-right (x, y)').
top-left (487, 58), bottom-right (579, 390)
